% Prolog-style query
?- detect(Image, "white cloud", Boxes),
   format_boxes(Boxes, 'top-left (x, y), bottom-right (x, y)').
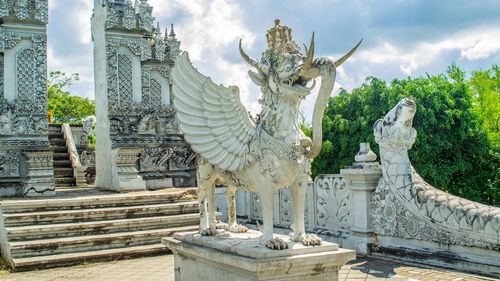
top-left (75, 0), bottom-right (93, 44)
top-left (357, 26), bottom-right (500, 76)
top-left (149, 0), bottom-right (259, 114)
top-left (152, 0), bottom-right (255, 61)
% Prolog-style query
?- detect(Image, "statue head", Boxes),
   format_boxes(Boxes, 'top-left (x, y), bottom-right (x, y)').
top-left (239, 20), bottom-right (316, 98)
top-left (374, 97), bottom-right (417, 150)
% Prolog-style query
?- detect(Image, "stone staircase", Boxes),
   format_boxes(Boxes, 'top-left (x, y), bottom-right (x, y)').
top-left (0, 188), bottom-right (201, 271)
top-left (49, 124), bottom-right (75, 187)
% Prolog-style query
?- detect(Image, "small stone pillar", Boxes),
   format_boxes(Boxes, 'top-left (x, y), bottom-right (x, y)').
top-left (340, 142), bottom-right (382, 255)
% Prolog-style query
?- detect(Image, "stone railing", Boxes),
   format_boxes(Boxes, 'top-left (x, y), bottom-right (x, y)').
top-left (61, 124), bottom-right (87, 186)
top-left (223, 174), bottom-right (352, 238)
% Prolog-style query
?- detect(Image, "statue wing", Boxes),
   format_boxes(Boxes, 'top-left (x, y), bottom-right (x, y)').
top-left (172, 52), bottom-right (256, 171)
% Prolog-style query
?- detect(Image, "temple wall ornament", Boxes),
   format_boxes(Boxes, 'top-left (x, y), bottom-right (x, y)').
top-left (0, 0), bottom-right (53, 197)
top-left (92, 0), bottom-right (195, 191)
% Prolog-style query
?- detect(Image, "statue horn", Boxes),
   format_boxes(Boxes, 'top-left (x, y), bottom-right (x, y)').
top-left (239, 39), bottom-right (262, 72)
top-left (298, 32), bottom-right (315, 77)
top-left (334, 39), bottom-right (363, 67)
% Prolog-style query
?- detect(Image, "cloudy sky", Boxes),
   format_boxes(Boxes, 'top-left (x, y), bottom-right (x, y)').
top-left (47, 0), bottom-right (500, 120)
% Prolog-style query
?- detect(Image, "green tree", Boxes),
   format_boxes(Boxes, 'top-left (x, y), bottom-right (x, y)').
top-left (468, 64), bottom-right (500, 146)
top-left (308, 65), bottom-right (499, 205)
top-left (48, 71), bottom-right (95, 124)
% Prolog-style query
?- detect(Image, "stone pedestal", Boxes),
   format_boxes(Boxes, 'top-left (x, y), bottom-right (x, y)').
top-left (22, 151), bottom-right (55, 196)
top-left (162, 230), bottom-right (355, 281)
top-left (112, 148), bottom-right (146, 191)
top-left (340, 143), bottom-right (382, 255)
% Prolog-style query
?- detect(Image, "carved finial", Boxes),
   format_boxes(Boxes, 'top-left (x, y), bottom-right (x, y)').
top-left (169, 23), bottom-right (176, 38)
top-left (134, 0), bottom-right (140, 12)
top-left (155, 22), bottom-right (162, 39)
top-left (355, 143), bottom-right (377, 162)
top-left (164, 27), bottom-right (169, 41)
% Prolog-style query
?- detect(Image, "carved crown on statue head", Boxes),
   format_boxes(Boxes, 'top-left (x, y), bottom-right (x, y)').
top-left (266, 19), bottom-right (301, 55)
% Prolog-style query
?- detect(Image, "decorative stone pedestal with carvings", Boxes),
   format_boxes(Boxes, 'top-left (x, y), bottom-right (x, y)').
top-left (162, 230), bottom-right (355, 281)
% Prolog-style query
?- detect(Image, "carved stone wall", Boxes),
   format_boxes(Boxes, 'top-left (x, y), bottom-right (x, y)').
top-left (0, 0), bottom-right (53, 196)
top-left (92, 0), bottom-right (195, 191)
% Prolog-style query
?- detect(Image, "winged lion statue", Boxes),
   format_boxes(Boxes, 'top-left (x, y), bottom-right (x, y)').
top-left (172, 20), bottom-right (361, 249)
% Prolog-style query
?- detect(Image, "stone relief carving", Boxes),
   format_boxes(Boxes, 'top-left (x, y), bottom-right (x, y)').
top-left (315, 175), bottom-right (350, 230)
top-left (0, 150), bottom-right (19, 177)
top-left (168, 146), bottom-right (196, 171)
top-left (80, 150), bottom-right (95, 167)
top-left (173, 20), bottom-right (361, 249)
top-left (136, 114), bottom-right (157, 135)
top-left (105, 0), bottom-right (153, 32)
top-left (139, 146), bottom-right (171, 172)
top-left (0, 29), bottom-right (48, 138)
top-left (105, 37), bottom-right (177, 137)
top-left (371, 98), bottom-right (500, 250)
top-left (117, 53), bottom-right (133, 106)
top-left (0, 0), bottom-right (48, 24)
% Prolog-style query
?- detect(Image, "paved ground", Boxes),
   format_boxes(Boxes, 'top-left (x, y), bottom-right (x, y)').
top-left (0, 254), bottom-right (495, 281)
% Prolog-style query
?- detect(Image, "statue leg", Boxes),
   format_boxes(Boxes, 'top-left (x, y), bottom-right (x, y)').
top-left (197, 161), bottom-right (216, 236)
top-left (208, 185), bottom-right (216, 230)
top-left (225, 186), bottom-right (247, 233)
top-left (289, 180), bottom-right (321, 246)
top-left (259, 188), bottom-right (288, 250)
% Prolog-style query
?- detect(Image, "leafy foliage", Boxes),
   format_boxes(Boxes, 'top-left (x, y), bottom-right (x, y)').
top-left (48, 71), bottom-right (95, 124)
top-left (468, 64), bottom-right (500, 147)
top-left (307, 65), bottom-right (499, 205)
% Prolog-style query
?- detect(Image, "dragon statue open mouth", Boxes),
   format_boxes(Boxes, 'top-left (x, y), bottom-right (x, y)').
top-left (172, 19), bottom-right (361, 249)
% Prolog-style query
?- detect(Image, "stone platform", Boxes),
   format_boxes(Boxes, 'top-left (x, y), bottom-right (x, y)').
top-left (162, 230), bottom-right (356, 281)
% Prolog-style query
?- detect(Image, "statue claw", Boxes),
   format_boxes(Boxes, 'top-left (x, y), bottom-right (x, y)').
top-left (289, 232), bottom-right (322, 246)
top-left (225, 223), bottom-right (248, 233)
top-left (264, 238), bottom-right (289, 250)
top-left (200, 227), bottom-right (217, 236)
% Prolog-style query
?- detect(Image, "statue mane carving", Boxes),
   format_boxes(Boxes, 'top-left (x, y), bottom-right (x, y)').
top-left (173, 20), bottom-right (361, 249)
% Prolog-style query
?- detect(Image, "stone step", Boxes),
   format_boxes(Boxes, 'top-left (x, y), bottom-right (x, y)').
top-left (3, 201), bottom-right (198, 226)
top-left (49, 146), bottom-right (68, 153)
top-left (0, 189), bottom-right (195, 213)
top-left (50, 139), bottom-right (66, 146)
top-left (12, 244), bottom-right (168, 271)
top-left (53, 152), bottom-right (69, 160)
top-left (48, 129), bottom-right (62, 134)
top-left (53, 160), bottom-right (72, 168)
top-left (49, 133), bottom-right (64, 139)
top-left (9, 225), bottom-right (198, 258)
top-left (54, 177), bottom-right (75, 186)
top-left (6, 213), bottom-right (200, 240)
top-left (54, 168), bottom-right (73, 177)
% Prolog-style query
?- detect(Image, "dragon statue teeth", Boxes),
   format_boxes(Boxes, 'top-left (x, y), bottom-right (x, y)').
top-left (172, 20), bottom-right (361, 249)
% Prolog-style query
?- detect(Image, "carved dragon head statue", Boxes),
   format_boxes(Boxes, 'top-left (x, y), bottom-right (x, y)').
top-left (374, 97), bottom-right (417, 151)
top-left (239, 20), bottom-right (362, 158)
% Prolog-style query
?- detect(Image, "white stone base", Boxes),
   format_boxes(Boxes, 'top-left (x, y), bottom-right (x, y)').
top-left (162, 230), bottom-right (356, 281)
